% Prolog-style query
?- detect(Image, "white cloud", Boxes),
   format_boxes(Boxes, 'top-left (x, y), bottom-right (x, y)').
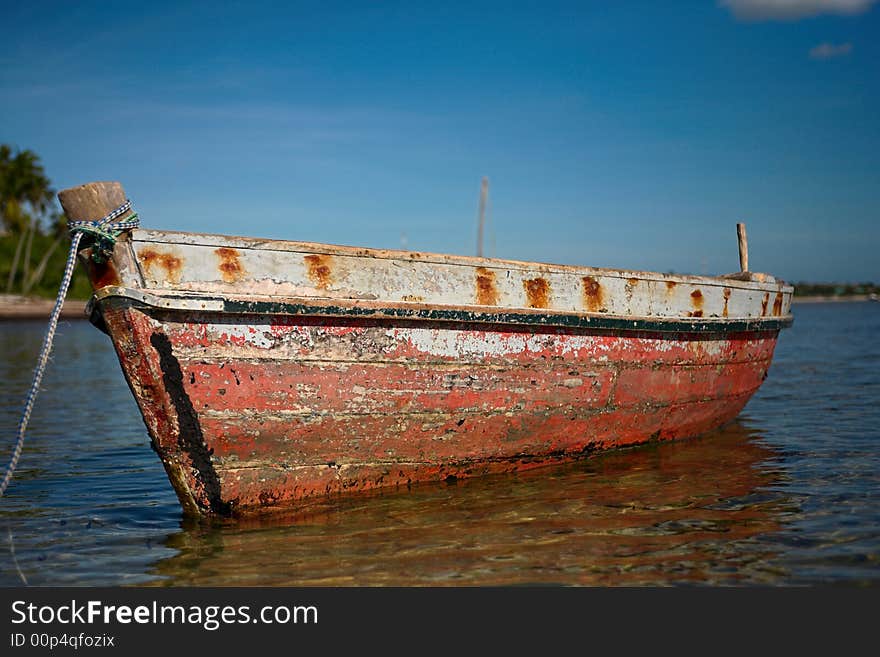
top-left (720, 0), bottom-right (877, 21)
top-left (809, 41), bottom-right (854, 57)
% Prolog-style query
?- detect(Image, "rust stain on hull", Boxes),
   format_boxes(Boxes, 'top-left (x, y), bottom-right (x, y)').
top-left (582, 276), bottom-right (604, 312)
top-left (304, 254), bottom-right (333, 290)
top-left (215, 247), bottom-right (246, 283)
top-left (689, 289), bottom-right (704, 318)
top-left (761, 292), bottom-right (770, 317)
top-left (81, 255), bottom-right (122, 290)
top-left (139, 249), bottom-right (183, 284)
top-left (523, 277), bottom-right (551, 309)
top-left (722, 288), bottom-right (731, 318)
top-left (475, 267), bottom-right (499, 306)
top-left (772, 291), bottom-right (784, 316)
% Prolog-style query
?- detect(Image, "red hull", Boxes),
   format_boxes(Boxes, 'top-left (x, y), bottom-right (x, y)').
top-left (101, 302), bottom-right (778, 516)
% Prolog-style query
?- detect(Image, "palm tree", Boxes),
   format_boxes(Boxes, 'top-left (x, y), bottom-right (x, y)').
top-left (1, 145), bottom-right (55, 293)
top-left (22, 211), bottom-right (66, 296)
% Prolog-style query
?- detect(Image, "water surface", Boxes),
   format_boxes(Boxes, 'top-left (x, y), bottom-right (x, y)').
top-left (0, 302), bottom-right (878, 585)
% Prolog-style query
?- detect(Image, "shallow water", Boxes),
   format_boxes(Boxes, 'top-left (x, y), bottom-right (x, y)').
top-left (0, 301), bottom-right (878, 586)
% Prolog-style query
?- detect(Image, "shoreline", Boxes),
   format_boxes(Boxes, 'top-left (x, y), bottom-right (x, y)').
top-left (792, 295), bottom-right (876, 304)
top-left (0, 294), bottom-right (89, 321)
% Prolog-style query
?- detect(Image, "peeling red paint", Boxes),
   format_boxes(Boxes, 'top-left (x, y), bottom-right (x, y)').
top-left (101, 307), bottom-right (211, 515)
top-left (184, 360), bottom-right (615, 417)
top-left (98, 302), bottom-right (785, 516)
top-left (210, 390), bottom-right (754, 511)
top-left (614, 362), bottom-right (766, 407)
top-left (167, 319), bottom-right (779, 367)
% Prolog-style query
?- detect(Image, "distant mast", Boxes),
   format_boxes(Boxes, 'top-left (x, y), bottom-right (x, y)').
top-left (476, 176), bottom-right (489, 257)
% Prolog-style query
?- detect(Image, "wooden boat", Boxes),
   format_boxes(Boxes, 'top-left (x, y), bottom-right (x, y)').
top-left (59, 181), bottom-right (793, 517)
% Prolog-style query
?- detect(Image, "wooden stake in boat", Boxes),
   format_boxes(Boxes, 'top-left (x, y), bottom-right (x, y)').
top-left (476, 176), bottom-right (489, 257)
top-left (58, 181), bottom-right (128, 223)
top-left (737, 222), bottom-right (749, 273)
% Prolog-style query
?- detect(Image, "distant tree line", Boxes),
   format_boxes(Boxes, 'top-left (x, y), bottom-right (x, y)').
top-left (792, 282), bottom-right (878, 297)
top-left (0, 145), bottom-right (91, 299)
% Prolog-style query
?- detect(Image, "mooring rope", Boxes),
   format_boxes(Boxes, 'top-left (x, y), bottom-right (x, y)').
top-left (0, 200), bottom-right (139, 497)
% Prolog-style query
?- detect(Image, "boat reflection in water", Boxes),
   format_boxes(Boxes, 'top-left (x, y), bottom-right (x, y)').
top-left (148, 420), bottom-right (788, 586)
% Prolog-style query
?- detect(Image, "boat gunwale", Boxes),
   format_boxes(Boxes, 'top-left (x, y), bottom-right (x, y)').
top-left (128, 229), bottom-right (794, 295)
top-left (90, 285), bottom-right (794, 333)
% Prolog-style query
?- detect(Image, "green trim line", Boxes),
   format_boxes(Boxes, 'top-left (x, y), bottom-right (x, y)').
top-left (91, 287), bottom-right (793, 334)
top-left (221, 299), bottom-right (792, 333)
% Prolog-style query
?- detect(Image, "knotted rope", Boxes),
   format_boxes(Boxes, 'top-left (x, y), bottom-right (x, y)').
top-left (0, 200), bottom-right (139, 497)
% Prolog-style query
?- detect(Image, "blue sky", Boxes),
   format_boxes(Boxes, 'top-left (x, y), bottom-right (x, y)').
top-left (2, 0), bottom-right (878, 282)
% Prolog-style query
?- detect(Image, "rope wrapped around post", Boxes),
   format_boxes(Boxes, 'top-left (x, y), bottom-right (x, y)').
top-left (0, 200), bottom-right (139, 497)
